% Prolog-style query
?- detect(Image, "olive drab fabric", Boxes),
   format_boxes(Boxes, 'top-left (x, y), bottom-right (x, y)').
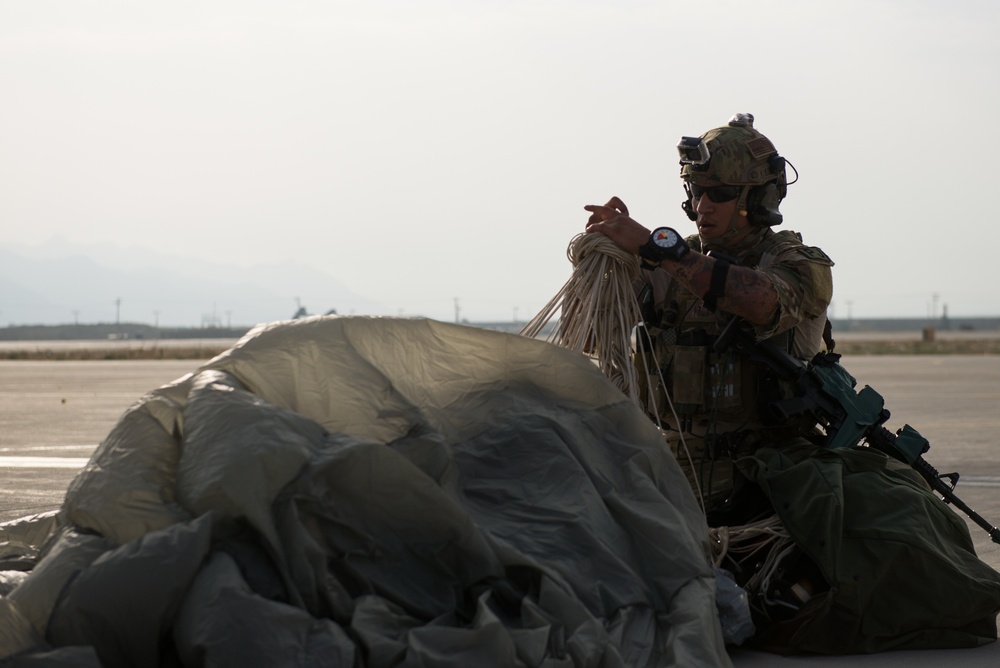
top-left (0, 317), bottom-right (731, 667)
top-left (737, 444), bottom-right (1000, 654)
top-left (636, 227), bottom-right (834, 508)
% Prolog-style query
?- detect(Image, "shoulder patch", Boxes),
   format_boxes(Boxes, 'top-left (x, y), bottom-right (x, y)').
top-left (799, 246), bottom-right (834, 264)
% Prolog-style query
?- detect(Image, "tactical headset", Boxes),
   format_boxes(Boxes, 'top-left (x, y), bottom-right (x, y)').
top-left (678, 114), bottom-right (796, 227)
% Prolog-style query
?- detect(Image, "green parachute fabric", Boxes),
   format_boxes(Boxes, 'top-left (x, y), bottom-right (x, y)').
top-left (737, 444), bottom-right (1000, 654)
top-left (0, 317), bottom-right (730, 667)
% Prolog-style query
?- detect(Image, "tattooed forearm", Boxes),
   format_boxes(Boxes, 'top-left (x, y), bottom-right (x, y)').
top-left (719, 265), bottom-right (779, 325)
top-left (668, 252), bottom-right (778, 326)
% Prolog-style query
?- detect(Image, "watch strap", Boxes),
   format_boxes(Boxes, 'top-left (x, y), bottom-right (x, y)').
top-left (702, 259), bottom-right (731, 312)
top-left (639, 255), bottom-right (660, 271)
top-left (638, 239), bottom-right (663, 264)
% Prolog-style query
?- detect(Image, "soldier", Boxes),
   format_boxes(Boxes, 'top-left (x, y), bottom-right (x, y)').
top-left (585, 113), bottom-right (834, 512)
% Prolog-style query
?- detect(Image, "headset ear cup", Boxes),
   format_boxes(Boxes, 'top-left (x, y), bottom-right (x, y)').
top-left (769, 155), bottom-right (788, 199)
top-left (747, 184), bottom-right (783, 226)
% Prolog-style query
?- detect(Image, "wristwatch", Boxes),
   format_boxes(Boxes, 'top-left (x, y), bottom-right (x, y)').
top-left (639, 227), bottom-right (690, 265)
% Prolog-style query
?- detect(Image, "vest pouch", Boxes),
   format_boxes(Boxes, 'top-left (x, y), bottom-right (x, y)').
top-left (672, 345), bottom-right (706, 408)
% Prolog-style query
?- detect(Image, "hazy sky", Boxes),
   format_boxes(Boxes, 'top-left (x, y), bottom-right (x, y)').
top-left (3, 0), bottom-right (998, 323)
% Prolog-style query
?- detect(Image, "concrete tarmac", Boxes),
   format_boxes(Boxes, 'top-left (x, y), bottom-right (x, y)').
top-left (0, 359), bottom-right (196, 520)
top-left (2, 353), bottom-right (999, 666)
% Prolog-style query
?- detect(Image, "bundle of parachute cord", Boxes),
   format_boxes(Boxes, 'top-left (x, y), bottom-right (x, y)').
top-left (520, 233), bottom-right (646, 404)
top-left (520, 232), bottom-right (797, 616)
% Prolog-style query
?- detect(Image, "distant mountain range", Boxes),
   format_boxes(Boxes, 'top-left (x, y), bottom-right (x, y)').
top-left (0, 239), bottom-right (387, 327)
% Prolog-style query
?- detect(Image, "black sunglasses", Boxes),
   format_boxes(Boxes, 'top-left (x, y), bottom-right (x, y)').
top-left (690, 183), bottom-right (742, 203)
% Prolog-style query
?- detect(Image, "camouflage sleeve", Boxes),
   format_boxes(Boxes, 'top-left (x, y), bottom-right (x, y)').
top-left (753, 244), bottom-right (834, 340)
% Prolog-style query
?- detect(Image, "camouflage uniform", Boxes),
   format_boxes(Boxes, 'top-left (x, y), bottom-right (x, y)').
top-left (638, 114), bottom-right (834, 510)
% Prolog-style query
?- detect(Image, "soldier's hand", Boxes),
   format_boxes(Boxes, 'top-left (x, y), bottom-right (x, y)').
top-left (584, 196), bottom-right (649, 255)
top-left (585, 196), bottom-right (629, 226)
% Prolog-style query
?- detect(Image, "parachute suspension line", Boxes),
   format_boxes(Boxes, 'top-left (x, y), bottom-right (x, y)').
top-left (520, 233), bottom-right (705, 515)
top-left (710, 515), bottom-right (796, 616)
top-left (634, 323), bottom-right (706, 516)
top-left (521, 233), bottom-right (645, 403)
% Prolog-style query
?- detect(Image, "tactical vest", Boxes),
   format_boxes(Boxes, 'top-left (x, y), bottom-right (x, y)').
top-left (636, 229), bottom-right (832, 443)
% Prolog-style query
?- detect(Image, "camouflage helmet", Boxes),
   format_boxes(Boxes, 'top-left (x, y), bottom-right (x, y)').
top-left (678, 113), bottom-right (790, 227)
top-left (678, 113), bottom-right (783, 188)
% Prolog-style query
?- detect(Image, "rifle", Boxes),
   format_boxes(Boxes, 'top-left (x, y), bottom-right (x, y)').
top-left (713, 318), bottom-right (1000, 545)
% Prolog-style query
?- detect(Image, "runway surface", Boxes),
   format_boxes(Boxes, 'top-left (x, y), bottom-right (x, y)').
top-left (2, 352), bottom-right (999, 666)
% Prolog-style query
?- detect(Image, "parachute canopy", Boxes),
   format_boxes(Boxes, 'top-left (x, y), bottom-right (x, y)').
top-left (0, 316), bottom-right (729, 667)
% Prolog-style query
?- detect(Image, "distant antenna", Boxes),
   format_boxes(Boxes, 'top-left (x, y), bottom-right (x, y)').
top-left (292, 297), bottom-right (308, 320)
top-left (291, 296), bottom-right (309, 319)
top-left (200, 309), bottom-right (222, 329)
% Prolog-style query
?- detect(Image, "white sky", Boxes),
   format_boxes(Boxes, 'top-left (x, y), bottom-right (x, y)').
top-left (2, 0), bottom-right (999, 323)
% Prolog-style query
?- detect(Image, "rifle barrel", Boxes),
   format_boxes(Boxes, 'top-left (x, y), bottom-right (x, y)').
top-left (913, 456), bottom-right (1000, 545)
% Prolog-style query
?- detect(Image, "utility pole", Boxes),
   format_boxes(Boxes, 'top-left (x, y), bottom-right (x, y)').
top-left (454, 298), bottom-right (461, 324)
top-left (116, 298), bottom-right (121, 337)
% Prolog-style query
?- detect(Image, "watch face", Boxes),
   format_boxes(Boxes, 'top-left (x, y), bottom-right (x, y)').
top-left (651, 228), bottom-right (679, 249)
